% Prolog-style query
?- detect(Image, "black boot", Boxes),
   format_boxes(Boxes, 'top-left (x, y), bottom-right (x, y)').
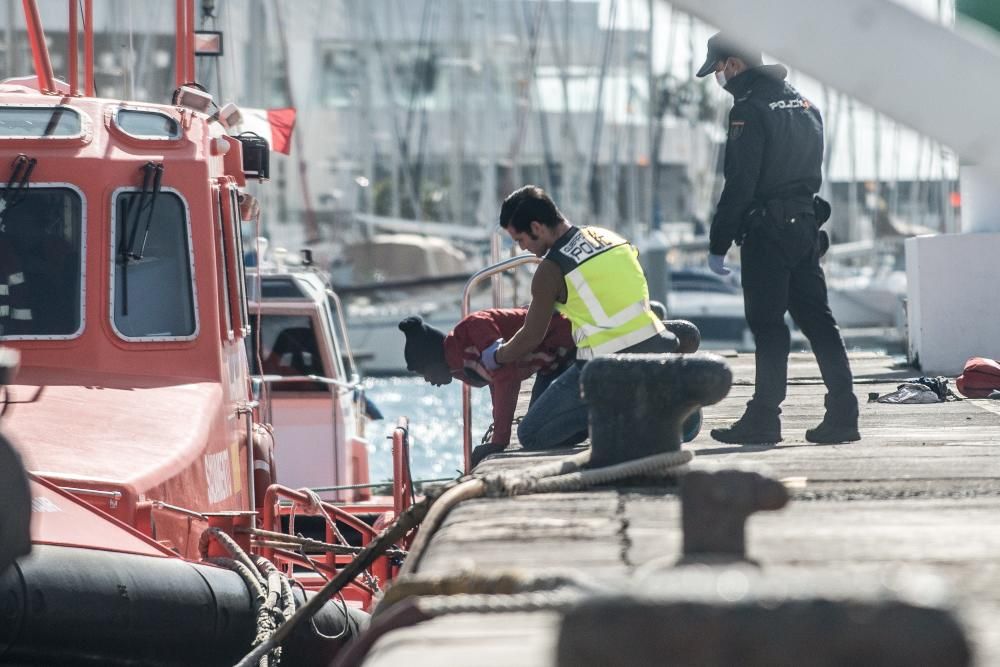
top-left (710, 409), bottom-right (781, 445)
top-left (470, 442), bottom-right (506, 467)
top-left (807, 394), bottom-right (860, 443)
top-left (805, 416), bottom-right (860, 443)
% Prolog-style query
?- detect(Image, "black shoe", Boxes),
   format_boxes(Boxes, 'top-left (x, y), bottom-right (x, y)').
top-left (470, 442), bottom-right (507, 467)
top-left (805, 419), bottom-right (860, 444)
top-left (710, 412), bottom-right (781, 445)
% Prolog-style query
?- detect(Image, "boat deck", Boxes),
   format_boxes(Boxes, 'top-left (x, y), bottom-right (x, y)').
top-left (362, 352), bottom-right (1000, 666)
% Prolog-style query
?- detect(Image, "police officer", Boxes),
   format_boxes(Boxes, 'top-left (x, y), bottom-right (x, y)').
top-left (696, 33), bottom-right (859, 444)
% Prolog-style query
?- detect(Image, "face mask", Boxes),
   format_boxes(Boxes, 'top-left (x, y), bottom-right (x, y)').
top-left (714, 69), bottom-right (728, 88)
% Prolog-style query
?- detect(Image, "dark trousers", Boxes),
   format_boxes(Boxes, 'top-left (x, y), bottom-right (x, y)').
top-left (740, 223), bottom-right (857, 419)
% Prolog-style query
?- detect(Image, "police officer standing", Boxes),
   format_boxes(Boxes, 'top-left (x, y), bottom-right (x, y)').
top-left (696, 33), bottom-right (859, 444)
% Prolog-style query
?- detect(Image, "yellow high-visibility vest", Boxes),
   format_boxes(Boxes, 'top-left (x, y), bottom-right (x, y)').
top-left (545, 226), bottom-right (663, 359)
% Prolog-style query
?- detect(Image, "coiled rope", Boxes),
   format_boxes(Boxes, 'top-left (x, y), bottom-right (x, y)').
top-left (200, 527), bottom-right (294, 667)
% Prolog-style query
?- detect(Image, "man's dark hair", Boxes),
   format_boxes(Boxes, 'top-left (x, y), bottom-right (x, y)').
top-left (499, 185), bottom-right (565, 233)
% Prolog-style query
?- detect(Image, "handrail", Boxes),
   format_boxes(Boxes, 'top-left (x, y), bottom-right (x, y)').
top-left (461, 254), bottom-right (542, 472)
top-left (255, 373), bottom-right (359, 393)
top-left (61, 487), bottom-right (122, 509)
top-left (391, 417), bottom-right (413, 518)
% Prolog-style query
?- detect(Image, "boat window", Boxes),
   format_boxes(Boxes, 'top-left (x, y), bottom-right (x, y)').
top-left (229, 190), bottom-right (250, 333)
top-left (0, 106), bottom-right (82, 137)
top-left (111, 190), bottom-right (197, 339)
top-left (247, 314), bottom-right (328, 393)
top-left (256, 276), bottom-right (308, 300)
top-left (324, 294), bottom-right (349, 382)
top-left (114, 109), bottom-right (180, 139)
top-left (214, 190), bottom-right (233, 335)
top-left (0, 186), bottom-right (83, 338)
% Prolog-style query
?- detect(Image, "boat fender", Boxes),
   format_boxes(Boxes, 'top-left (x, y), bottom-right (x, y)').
top-left (0, 431), bottom-right (30, 571)
top-left (252, 423), bottom-right (275, 509)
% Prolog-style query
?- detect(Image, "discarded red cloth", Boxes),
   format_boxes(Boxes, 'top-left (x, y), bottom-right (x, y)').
top-left (956, 357), bottom-right (1000, 398)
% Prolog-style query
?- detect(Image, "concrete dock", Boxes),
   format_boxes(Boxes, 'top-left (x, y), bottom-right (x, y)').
top-left (359, 351), bottom-right (1000, 666)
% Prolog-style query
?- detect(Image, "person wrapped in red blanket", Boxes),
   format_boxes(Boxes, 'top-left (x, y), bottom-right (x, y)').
top-left (398, 308), bottom-right (578, 466)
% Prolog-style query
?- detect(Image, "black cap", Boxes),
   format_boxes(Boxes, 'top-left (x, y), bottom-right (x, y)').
top-left (398, 316), bottom-right (446, 373)
top-left (696, 32), bottom-right (762, 78)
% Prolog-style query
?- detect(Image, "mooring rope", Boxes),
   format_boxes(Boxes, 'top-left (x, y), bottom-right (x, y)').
top-left (398, 447), bottom-right (693, 577)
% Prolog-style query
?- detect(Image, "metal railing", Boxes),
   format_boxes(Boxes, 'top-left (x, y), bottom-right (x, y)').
top-left (461, 253), bottom-right (542, 472)
top-left (252, 373), bottom-right (366, 437)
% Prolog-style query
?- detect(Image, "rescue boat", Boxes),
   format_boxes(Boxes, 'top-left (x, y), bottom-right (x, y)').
top-left (0, 3), bottom-right (407, 664)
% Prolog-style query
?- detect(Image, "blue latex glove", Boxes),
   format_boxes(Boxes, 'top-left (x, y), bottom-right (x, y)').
top-left (481, 338), bottom-right (504, 371)
top-left (708, 252), bottom-right (731, 276)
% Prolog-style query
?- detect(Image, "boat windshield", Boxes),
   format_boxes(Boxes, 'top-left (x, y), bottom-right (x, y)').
top-left (0, 106), bottom-right (82, 138)
top-left (0, 186), bottom-right (83, 338)
top-left (247, 313), bottom-right (328, 393)
top-left (111, 190), bottom-right (197, 340)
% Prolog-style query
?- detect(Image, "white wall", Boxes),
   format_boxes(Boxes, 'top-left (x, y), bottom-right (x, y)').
top-left (906, 233), bottom-right (1000, 374)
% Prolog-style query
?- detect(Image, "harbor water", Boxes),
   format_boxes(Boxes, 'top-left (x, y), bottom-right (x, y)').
top-left (362, 376), bottom-right (493, 483)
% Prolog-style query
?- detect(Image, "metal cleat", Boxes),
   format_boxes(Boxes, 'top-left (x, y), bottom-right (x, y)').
top-left (581, 352), bottom-right (732, 467)
top-left (680, 469), bottom-right (789, 564)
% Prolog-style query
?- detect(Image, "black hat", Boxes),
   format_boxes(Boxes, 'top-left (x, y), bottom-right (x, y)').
top-left (696, 32), bottom-right (763, 78)
top-left (398, 316), bottom-right (446, 372)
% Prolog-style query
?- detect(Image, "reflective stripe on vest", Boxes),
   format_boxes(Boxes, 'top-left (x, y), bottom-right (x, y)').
top-left (551, 226), bottom-right (664, 358)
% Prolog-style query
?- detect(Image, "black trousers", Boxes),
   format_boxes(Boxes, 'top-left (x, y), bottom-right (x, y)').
top-left (739, 220), bottom-right (857, 419)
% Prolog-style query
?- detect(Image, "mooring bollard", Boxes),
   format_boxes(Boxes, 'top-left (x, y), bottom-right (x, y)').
top-left (581, 353), bottom-right (732, 468)
top-left (680, 470), bottom-right (789, 563)
top-left (662, 319), bottom-right (701, 353)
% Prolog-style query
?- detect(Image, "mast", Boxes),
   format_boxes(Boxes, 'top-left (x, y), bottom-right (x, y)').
top-left (272, 0), bottom-right (321, 243)
top-left (69, 0), bottom-right (77, 94)
top-left (175, 0), bottom-right (189, 87)
top-left (22, 0), bottom-right (56, 93)
top-left (83, 0), bottom-right (93, 95)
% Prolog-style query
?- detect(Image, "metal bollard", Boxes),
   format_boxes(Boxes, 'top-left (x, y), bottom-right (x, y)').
top-left (662, 319), bottom-right (701, 353)
top-left (680, 470), bottom-right (789, 563)
top-left (581, 353), bottom-right (732, 468)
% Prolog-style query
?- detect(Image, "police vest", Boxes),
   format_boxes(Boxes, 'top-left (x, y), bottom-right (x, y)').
top-left (544, 226), bottom-right (663, 359)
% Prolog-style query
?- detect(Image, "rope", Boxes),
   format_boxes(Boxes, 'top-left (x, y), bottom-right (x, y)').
top-left (376, 572), bottom-right (585, 613)
top-left (485, 449), bottom-right (693, 496)
top-left (200, 528), bottom-right (264, 587)
top-left (298, 487), bottom-right (351, 547)
top-left (204, 556), bottom-right (266, 600)
top-left (233, 497), bottom-right (431, 667)
top-left (201, 528), bottom-right (286, 667)
top-left (396, 479), bottom-right (486, 577)
top-left (398, 447), bottom-right (690, 577)
top-left (242, 527), bottom-right (407, 558)
top-left (417, 589), bottom-right (583, 616)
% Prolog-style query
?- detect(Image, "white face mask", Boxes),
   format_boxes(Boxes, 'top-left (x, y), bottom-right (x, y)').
top-left (714, 69), bottom-right (728, 88)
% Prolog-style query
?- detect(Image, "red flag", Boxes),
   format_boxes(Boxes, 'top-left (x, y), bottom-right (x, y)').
top-left (235, 107), bottom-right (297, 155)
top-left (265, 107), bottom-right (296, 155)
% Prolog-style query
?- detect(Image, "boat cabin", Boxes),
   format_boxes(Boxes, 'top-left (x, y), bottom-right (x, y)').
top-left (246, 258), bottom-right (371, 502)
top-left (0, 86), bottom-right (264, 557)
